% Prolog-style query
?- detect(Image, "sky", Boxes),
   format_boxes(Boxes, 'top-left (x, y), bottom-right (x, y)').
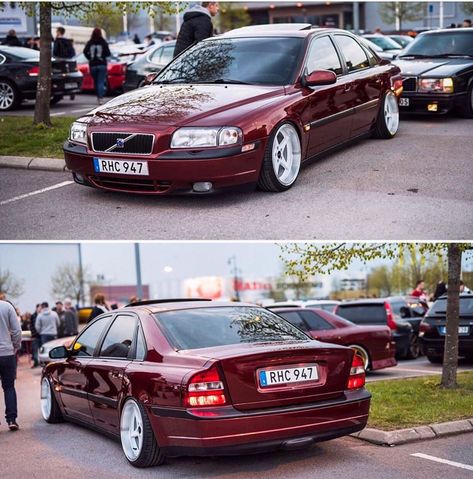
top-left (0, 242), bottom-right (382, 311)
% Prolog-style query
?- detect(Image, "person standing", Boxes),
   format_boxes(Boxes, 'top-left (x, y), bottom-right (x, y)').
top-left (88, 293), bottom-right (109, 322)
top-left (53, 27), bottom-right (75, 59)
top-left (83, 28), bottom-right (111, 105)
top-left (173, 2), bottom-right (219, 58)
top-left (0, 298), bottom-right (22, 431)
top-left (54, 301), bottom-right (66, 338)
top-left (63, 300), bottom-right (79, 337)
top-left (410, 280), bottom-right (426, 300)
top-left (1, 29), bottom-right (22, 47)
top-left (29, 303), bottom-right (41, 368)
top-left (35, 302), bottom-right (60, 346)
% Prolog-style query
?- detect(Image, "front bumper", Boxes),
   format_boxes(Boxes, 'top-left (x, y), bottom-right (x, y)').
top-left (398, 91), bottom-right (467, 115)
top-left (64, 141), bottom-right (265, 195)
top-left (148, 389), bottom-right (371, 457)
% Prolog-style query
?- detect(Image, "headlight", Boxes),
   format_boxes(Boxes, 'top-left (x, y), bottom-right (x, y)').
top-left (418, 78), bottom-right (454, 93)
top-left (171, 127), bottom-right (242, 149)
top-left (69, 121), bottom-right (88, 145)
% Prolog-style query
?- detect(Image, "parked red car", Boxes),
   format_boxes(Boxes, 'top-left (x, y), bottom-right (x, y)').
top-left (269, 306), bottom-right (397, 371)
top-left (41, 300), bottom-right (370, 468)
top-left (64, 24), bottom-right (402, 195)
top-left (75, 53), bottom-right (127, 94)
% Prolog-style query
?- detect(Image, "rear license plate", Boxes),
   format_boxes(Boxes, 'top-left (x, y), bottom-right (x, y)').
top-left (93, 158), bottom-right (149, 176)
top-left (65, 82), bottom-right (78, 89)
top-left (439, 326), bottom-right (469, 335)
top-left (258, 364), bottom-right (318, 388)
top-left (399, 97), bottom-right (409, 107)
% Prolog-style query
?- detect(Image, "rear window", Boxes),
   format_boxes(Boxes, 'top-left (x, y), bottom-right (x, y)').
top-left (427, 297), bottom-right (473, 316)
top-left (336, 304), bottom-right (386, 324)
top-left (154, 307), bottom-right (309, 350)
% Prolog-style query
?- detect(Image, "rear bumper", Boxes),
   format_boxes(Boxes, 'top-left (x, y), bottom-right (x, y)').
top-left (20, 73), bottom-right (83, 99)
top-left (393, 331), bottom-right (410, 356)
top-left (399, 91), bottom-right (467, 115)
top-left (420, 336), bottom-right (473, 357)
top-left (148, 389), bottom-right (371, 456)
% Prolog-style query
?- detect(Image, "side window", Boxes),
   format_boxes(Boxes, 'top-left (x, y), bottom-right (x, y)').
top-left (99, 315), bottom-right (137, 359)
top-left (335, 35), bottom-right (370, 72)
top-left (149, 47), bottom-right (163, 64)
top-left (135, 326), bottom-right (147, 361)
top-left (306, 36), bottom-right (343, 75)
top-left (278, 312), bottom-right (309, 331)
top-left (75, 316), bottom-right (111, 357)
top-left (300, 311), bottom-right (335, 331)
top-left (161, 46), bottom-right (174, 65)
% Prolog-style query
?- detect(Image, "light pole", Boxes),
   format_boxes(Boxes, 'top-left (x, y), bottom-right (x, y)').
top-left (135, 243), bottom-right (143, 299)
top-left (228, 255), bottom-right (241, 301)
top-left (77, 243), bottom-right (84, 307)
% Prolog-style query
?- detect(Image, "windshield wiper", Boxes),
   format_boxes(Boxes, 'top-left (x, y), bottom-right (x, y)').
top-left (208, 78), bottom-right (253, 85)
top-left (397, 54), bottom-right (431, 59)
top-left (428, 54), bottom-right (473, 58)
top-left (156, 78), bottom-right (189, 84)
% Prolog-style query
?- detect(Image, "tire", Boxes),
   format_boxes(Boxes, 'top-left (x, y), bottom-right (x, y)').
top-left (427, 355), bottom-right (443, 364)
top-left (405, 333), bottom-right (421, 360)
top-left (50, 95), bottom-right (63, 105)
top-left (458, 83), bottom-right (473, 118)
top-left (120, 398), bottom-right (165, 468)
top-left (257, 121), bottom-right (302, 192)
top-left (349, 344), bottom-right (371, 371)
top-left (40, 377), bottom-right (64, 423)
top-left (372, 90), bottom-right (399, 139)
top-left (0, 79), bottom-right (20, 111)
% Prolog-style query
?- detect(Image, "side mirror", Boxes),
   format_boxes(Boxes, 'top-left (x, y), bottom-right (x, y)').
top-left (49, 346), bottom-right (70, 360)
top-left (143, 72), bottom-right (159, 85)
top-left (302, 69), bottom-right (337, 87)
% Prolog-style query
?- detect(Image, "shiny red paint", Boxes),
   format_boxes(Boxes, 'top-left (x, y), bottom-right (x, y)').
top-left (274, 307), bottom-right (397, 371)
top-left (43, 301), bottom-right (371, 459)
top-left (64, 27), bottom-right (401, 195)
top-left (77, 60), bottom-right (127, 92)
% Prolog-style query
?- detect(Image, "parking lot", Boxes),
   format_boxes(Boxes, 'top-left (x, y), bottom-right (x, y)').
top-left (1, 110), bottom-right (472, 240)
top-left (1, 357), bottom-right (471, 479)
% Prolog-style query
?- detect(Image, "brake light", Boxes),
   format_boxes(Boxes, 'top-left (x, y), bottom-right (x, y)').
top-left (184, 366), bottom-right (227, 407)
top-left (347, 353), bottom-right (365, 390)
top-left (385, 302), bottom-right (397, 331)
top-left (391, 75), bottom-right (403, 96)
top-left (28, 66), bottom-right (39, 76)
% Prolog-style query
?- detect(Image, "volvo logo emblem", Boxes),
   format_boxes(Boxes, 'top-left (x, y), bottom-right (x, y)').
top-left (103, 133), bottom-right (138, 153)
top-left (116, 138), bottom-right (126, 148)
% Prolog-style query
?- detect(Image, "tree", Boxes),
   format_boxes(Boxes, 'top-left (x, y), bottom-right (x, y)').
top-left (51, 263), bottom-right (90, 306)
top-left (462, 3), bottom-right (473, 15)
top-left (0, 269), bottom-right (24, 299)
top-left (378, 2), bottom-right (424, 30)
top-left (218, 2), bottom-right (251, 33)
top-left (282, 242), bottom-right (472, 389)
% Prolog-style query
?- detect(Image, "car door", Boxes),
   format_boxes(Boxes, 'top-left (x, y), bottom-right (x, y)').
top-left (56, 315), bottom-right (112, 423)
top-left (86, 313), bottom-right (138, 434)
top-left (298, 310), bottom-right (342, 343)
top-left (303, 35), bottom-right (354, 156)
top-left (333, 34), bottom-right (383, 137)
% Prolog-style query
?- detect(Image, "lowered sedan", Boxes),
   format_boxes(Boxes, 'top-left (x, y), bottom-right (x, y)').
top-left (393, 28), bottom-right (473, 116)
top-left (41, 299), bottom-right (370, 467)
top-left (64, 24), bottom-right (402, 195)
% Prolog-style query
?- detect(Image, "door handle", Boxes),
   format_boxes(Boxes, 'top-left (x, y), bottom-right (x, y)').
top-left (111, 370), bottom-right (123, 379)
top-left (343, 84), bottom-right (352, 92)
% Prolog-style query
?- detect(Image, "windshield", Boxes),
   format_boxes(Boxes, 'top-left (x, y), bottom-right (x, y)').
top-left (400, 31), bottom-right (473, 57)
top-left (366, 36), bottom-right (402, 50)
top-left (156, 37), bottom-right (304, 86)
top-left (155, 306), bottom-right (310, 350)
top-left (427, 296), bottom-right (473, 316)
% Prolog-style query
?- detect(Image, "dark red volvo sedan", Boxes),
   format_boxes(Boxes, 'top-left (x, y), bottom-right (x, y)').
top-left (64, 24), bottom-right (402, 195)
top-left (41, 299), bottom-right (370, 468)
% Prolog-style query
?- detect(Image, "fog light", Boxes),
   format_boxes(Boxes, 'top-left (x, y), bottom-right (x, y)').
top-left (193, 182), bottom-right (212, 192)
top-left (427, 103), bottom-right (438, 112)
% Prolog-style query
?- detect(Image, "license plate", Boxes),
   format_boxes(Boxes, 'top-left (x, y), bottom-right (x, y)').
top-left (258, 364), bottom-right (318, 388)
top-left (65, 82), bottom-right (78, 89)
top-left (439, 326), bottom-right (469, 335)
top-left (93, 158), bottom-right (149, 176)
top-left (399, 97), bottom-right (410, 107)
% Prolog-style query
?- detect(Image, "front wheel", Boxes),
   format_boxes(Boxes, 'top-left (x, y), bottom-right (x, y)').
top-left (372, 91), bottom-right (400, 139)
top-left (41, 377), bottom-right (63, 423)
top-left (257, 122), bottom-right (302, 192)
top-left (120, 398), bottom-right (165, 468)
top-left (458, 83), bottom-right (473, 118)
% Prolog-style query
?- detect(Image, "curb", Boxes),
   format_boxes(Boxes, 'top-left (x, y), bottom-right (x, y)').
top-left (0, 155), bottom-right (67, 172)
top-left (351, 419), bottom-right (473, 446)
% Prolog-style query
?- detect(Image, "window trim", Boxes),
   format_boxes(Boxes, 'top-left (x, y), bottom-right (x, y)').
top-left (333, 33), bottom-right (372, 75)
top-left (72, 314), bottom-right (113, 358)
top-left (96, 312), bottom-right (139, 361)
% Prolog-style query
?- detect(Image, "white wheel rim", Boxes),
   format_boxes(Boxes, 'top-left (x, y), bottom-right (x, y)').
top-left (0, 82), bottom-right (14, 110)
top-left (349, 345), bottom-right (369, 370)
top-left (384, 92), bottom-right (399, 135)
top-left (40, 377), bottom-right (52, 420)
top-left (120, 400), bottom-right (144, 462)
top-left (271, 124), bottom-right (301, 186)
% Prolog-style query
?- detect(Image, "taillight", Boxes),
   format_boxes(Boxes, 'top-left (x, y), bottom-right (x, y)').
top-left (391, 75), bottom-right (403, 96)
top-left (347, 353), bottom-right (365, 390)
top-left (419, 320), bottom-right (432, 336)
top-left (385, 302), bottom-right (397, 331)
top-left (28, 66), bottom-right (40, 76)
top-left (184, 366), bottom-right (227, 407)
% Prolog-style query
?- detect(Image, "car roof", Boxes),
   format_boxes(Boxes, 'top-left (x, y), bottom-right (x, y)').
top-left (419, 27), bottom-right (473, 35)
top-left (338, 297), bottom-right (406, 306)
top-left (219, 24), bottom-right (346, 39)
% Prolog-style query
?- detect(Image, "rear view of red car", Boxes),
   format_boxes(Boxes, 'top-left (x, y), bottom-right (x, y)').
top-left (76, 53), bottom-right (127, 94)
top-left (41, 300), bottom-right (370, 468)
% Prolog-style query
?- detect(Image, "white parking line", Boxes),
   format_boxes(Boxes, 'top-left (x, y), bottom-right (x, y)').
top-left (70, 108), bottom-right (93, 113)
top-left (0, 181), bottom-right (74, 206)
top-left (392, 368), bottom-right (441, 375)
top-left (50, 111), bottom-right (66, 116)
top-left (411, 453), bottom-right (473, 471)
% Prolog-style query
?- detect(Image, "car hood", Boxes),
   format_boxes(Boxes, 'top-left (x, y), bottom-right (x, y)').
top-left (393, 57), bottom-right (473, 77)
top-left (85, 83), bottom-right (285, 127)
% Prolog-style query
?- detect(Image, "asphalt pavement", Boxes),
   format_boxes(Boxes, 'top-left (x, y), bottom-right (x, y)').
top-left (1, 115), bottom-right (473, 240)
top-left (0, 359), bottom-right (472, 479)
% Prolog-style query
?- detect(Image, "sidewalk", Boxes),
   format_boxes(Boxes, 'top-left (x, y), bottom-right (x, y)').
top-left (0, 155), bottom-right (67, 171)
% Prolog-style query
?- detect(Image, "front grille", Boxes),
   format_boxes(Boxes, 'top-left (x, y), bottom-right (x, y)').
top-left (402, 77), bottom-right (417, 92)
top-left (91, 132), bottom-right (154, 155)
top-left (89, 175), bottom-right (171, 193)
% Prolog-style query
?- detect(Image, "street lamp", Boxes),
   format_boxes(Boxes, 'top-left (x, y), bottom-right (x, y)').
top-left (227, 255), bottom-right (241, 301)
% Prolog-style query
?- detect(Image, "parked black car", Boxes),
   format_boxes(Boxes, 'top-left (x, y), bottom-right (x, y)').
top-left (123, 41), bottom-right (175, 92)
top-left (0, 46), bottom-right (82, 111)
top-left (420, 294), bottom-right (473, 364)
top-left (335, 297), bottom-right (422, 359)
top-left (393, 28), bottom-right (473, 116)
